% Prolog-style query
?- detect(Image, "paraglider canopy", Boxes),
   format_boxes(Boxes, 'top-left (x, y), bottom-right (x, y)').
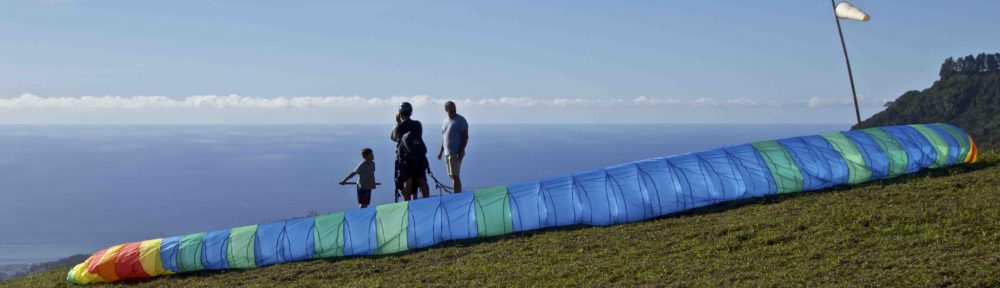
top-left (835, 1), bottom-right (870, 21)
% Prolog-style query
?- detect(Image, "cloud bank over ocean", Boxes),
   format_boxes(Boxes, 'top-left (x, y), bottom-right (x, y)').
top-left (0, 94), bottom-right (892, 124)
top-left (1, 94), bottom-right (891, 109)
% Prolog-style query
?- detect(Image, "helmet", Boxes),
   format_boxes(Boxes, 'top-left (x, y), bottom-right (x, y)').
top-left (398, 102), bottom-right (413, 116)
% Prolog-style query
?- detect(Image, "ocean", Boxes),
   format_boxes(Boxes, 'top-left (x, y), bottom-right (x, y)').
top-left (0, 124), bottom-right (846, 268)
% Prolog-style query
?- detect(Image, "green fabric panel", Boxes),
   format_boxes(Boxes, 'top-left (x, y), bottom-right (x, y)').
top-left (912, 124), bottom-right (949, 168)
top-left (935, 124), bottom-right (970, 161)
top-left (474, 185), bottom-right (514, 237)
top-left (176, 233), bottom-right (206, 272)
top-left (227, 225), bottom-right (257, 269)
top-left (822, 132), bottom-right (870, 184)
top-left (862, 128), bottom-right (908, 178)
top-left (751, 140), bottom-right (803, 193)
top-left (375, 202), bottom-right (409, 255)
top-left (66, 269), bottom-right (79, 285)
top-left (313, 212), bottom-right (345, 258)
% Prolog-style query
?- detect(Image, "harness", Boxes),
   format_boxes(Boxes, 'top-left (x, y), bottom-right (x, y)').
top-left (392, 163), bottom-right (456, 203)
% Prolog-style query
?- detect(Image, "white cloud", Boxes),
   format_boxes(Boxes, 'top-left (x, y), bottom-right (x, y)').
top-left (0, 94), bottom-right (794, 110)
top-left (0, 93), bottom-right (890, 124)
top-left (798, 96), bottom-right (892, 108)
top-left (37, 0), bottom-right (81, 4)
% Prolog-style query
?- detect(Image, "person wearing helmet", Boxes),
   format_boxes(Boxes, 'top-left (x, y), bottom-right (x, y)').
top-left (390, 102), bottom-right (431, 200)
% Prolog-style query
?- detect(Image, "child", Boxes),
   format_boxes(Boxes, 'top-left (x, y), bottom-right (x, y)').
top-left (340, 148), bottom-right (376, 208)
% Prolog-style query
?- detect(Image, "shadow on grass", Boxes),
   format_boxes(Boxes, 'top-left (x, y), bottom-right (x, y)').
top-left (109, 156), bottom-right (997, 286)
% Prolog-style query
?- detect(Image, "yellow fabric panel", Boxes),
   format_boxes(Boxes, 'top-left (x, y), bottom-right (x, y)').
top-left (71, 257), bottom-right (106, 284)
top-left (140, 239), bottom-right (172, 276)
top-left (96, 244), bottom-right (124, 281)
top-left (68, 262), bottom-right (88, 284)
top-left (83, 269), bottom-right (106, 284)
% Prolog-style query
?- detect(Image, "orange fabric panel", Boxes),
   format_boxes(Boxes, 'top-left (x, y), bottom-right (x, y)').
top-left (967, 135), bottom-right (978, 164)
top-left (96, 244), bottom-right (124, 281)
top-left (115, 242), bottom-right (151, 279)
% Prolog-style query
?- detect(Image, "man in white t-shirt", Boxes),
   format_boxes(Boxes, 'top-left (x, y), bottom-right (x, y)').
top-left (437, 101), bottom-right (469, 192)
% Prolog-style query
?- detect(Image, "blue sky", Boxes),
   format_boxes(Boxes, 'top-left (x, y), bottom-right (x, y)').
top-left (1, 0), bottom-right (997, 124)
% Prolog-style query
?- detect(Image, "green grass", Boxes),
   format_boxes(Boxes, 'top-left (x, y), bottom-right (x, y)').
top-left (7, 152), bottom-right (1000, 287)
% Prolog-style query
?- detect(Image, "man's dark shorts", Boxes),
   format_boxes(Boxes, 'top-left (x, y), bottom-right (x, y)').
top-left (397, 156), bottom-right (428, 183)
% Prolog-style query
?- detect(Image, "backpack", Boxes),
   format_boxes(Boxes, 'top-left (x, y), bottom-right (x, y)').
top-left (400, 131), bottom-right (427, 157)
top-left (397, 120), bottom-right (427, 158)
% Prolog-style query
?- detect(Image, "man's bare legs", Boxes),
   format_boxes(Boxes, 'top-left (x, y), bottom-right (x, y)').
top-left (403, 178), bottom-right (431, 200)
top-left (450, 175), bottom-right (463, 193)
top-left (417, 178), bottom-right (430, 198)
top-left (402, 179), bottom-right (414, 201)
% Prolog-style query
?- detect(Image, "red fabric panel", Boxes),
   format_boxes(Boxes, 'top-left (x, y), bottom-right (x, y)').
top-left (115, 242), bottom-right (151, 279)
top-left (85, 249), bottom-right (107, 274)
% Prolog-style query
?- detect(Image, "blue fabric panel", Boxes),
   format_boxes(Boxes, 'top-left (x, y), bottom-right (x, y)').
top-left (283, 218), bottom-right (315, 262)
top-left (342, 208), bottom-right (377, 256)
top-left (574, 169), bottom-right (618, 226)
top-left (778, 137), bottom-right (827, 190)
top-left (539, 176), bottom-right (580, 228)
top-left (723, 144), bottom-right (776, 198)
top-left (801, 135), bottom-right (850, 186)
top-left (907, 125), bottom-right (940, 168)
top-left (253, 221), bottom-right (284, 267)
top-left (666, 154), bottom-right (717, 209)
top-left (926, 124), bottom-right (960, 165)
top-left (779, 136), bottom-right (849, 190)
top-left (606, 164), bottom-right (652, 222)
top-left (881, 126), bottom-right (936, 172)
top-left (406, 196), bottom-right (442, 249)
top-left (508, 181), bottom-right (546, 232)
top-left (664, 157), bottom-right (698, 212)
top-left (159, 236), bottom-right (181, 273)
top-left (439, 192), bottom-right (477, 241)
top-left (634, 158), bottom-right (682, 217)
top-left (843, 130), bottom-right (890, 179)
top-left (694, 149), bottom-right (742, 202)
top-left (201, 229), bottom-right (230, 270)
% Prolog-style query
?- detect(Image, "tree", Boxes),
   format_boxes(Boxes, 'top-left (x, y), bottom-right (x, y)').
top-left (976, 53), bottom-right (987, 72)
top-left (938, 53), bottom-right (1000, 78)
top-left (856, 52), bottom-right (1000, 150)
top-left (940, 57), bottom-right (955, 78)
top-left (962, 55), bottom-right (977, 73)
top-left (989, 54), bottom-right (1000, 73)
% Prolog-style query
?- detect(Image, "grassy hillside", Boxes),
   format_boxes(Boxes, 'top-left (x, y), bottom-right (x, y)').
top-left (6, 152), bottom-right (999, 287)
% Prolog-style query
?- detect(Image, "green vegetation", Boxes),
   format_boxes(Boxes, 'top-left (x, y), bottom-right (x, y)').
top-left (6, 153), bottom-right (999, 287)
top-left (857, 53), bottom-right (1000, 150)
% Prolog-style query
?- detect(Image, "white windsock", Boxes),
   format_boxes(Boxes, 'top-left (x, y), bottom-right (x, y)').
top-left (836, 1), bottom-right (870, 21)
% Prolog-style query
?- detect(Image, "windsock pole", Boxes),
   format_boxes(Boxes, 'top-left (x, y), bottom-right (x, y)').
top-left (831, 0), bottom-right (863, 127)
